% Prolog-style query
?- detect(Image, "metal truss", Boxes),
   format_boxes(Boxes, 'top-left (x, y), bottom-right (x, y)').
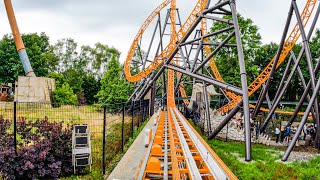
top-left (124, 0), bottom-right (320, 163)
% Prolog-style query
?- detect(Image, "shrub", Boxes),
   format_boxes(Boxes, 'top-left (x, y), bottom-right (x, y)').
top-left (0, 117), bottom-right (73, 179)
top-left (0, 116), bottom-right (14, 151)
top-left (52, 82), bottom-right (78, 107)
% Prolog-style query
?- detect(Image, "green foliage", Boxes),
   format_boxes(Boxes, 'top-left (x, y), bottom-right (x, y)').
top-left (52, 82), bottom-right (78, 106)
top-left (96, 56), bottom-right (133, 105)
top-left (47, 72), bottom-right (78, 106)
top-left (82, 74), bottom-right (101, 105)
top-left (51, 39), bottom-right (119, 104)
top-left (47, 72), bottom-right (65, 87)
top-left (0, 33), bottom-right (53, 83)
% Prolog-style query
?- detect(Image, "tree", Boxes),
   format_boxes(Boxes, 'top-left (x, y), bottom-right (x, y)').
top-left (52, 39), bottom-right (120, 104)
top-left (82, 74), bottom-right (101, 105)
top-left (0, 33), bottom-right (54, 83)
top-left (52, 83), bottom-right (78, 106)
top-left (47, 72), bottom-right (65, 87)
top-left (96, 56), bottom-right (133, 105)
top-left (47, 72), bottom-right (77, 106)
top-left (210, 14), bottom-right (262, 87)
top-left (80, 43), bottom-right (120, 79)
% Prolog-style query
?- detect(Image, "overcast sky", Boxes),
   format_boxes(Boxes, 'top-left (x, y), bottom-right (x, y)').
top-left (0, 0), bottom-right (318, 62)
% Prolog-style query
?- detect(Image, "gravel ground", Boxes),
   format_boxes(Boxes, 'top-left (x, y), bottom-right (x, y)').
top-left (284, 151), bottom-right (320, 163)
top-left (231, 150), bottom-right (320, 164)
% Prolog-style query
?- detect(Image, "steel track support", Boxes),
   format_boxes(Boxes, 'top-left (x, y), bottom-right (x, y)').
top-left (209, 100), bottom-right (243, 139)
top-left (285, 59), bottom-right (320, 137)
top-left (260, 2), bottom-right (320, 133)
top-left (230, 0), bottom-right (251, 161)
top-left (142, 16), bottom-right (160, 69)
top-left (253, 3), bottom-right (294, 118)
top-left (282, 75), bottom-right (320, 161)
top-left (292, 0), bottom-right (320, 148)
top-left (203, 82), bottom-right (212, 136)
top-left (134, 0), bottom-right (229, 101)
top-left (165, 65), bottom-right (243, 94)
top-left (291, 51), bottom-right (317, 120)
top-left (150, 81), bottom-right (156, 116)
top-left (193, 31), bottom-right (235, 73)
top-left (271, 55), bottom-right (293, 104)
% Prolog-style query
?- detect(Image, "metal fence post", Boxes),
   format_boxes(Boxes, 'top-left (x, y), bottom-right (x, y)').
top-left (102, 105), bottom-right (107, 175)
top-left (132, 101), bottom-right (134, 138)
top-left (138, 100), bottom-right (141, 127)
top-left (13, 101), bottom-right (17, 152)
top-left (122, 103), bottom-right (125, 153)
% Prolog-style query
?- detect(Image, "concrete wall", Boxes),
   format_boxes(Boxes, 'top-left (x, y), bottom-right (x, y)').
top-left (14, 76), bottom-right (55, 103)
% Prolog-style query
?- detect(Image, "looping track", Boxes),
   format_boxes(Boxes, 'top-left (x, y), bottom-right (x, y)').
top-left (124, 0), bottom-right (208, 82)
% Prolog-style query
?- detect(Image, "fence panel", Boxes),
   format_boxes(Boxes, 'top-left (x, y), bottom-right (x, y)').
top-left (0, 100), bottom-right (151, 178)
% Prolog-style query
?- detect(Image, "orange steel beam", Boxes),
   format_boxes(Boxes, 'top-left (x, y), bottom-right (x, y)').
top-left (142, 111), bottom-right (168, 179)
top-left (167, 0), bottom-right (177, 109)
top-left (4, 0), bottom-right (24, 51)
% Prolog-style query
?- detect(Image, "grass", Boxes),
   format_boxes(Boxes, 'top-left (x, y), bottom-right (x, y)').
top-left (105, 118), bottom-right (149, 174)
top-left (59, 117), bottom-right (149, 180)
top-left (189, 120), bottom-right (320, 180)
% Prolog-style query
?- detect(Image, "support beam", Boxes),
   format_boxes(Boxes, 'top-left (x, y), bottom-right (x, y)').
top-left (282, 74), bottom-right (320, 161)
top-left (193, 31), bottom-right (235, 73)
top-left (253, 3), bottom-right (294, 117)
top-left (165, 65), bottom-right (243, 95)
top-left (4, 0), bottom-right (35, 77)
top-left (292, 0), bottom-right (320, 142)
top-left (203, 82), bottom-right (212, 136)
top-left (149, 81), bottom-right (156, 116)
top-left (259, 1), bottom-right (320, 133)
top-left (209, 101), bottom-right (242, 139)
top-left (230, 0), bottom-right (251, 161)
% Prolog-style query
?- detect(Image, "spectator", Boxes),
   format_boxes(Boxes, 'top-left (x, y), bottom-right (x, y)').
top-left (303, 124), bottom-right (307, 140)
top-left (275, 126), bottom-right (280, 143)
top-left (310, 125), bottom-right (316, 141)
top-left (250, 119), bottom-right (255, 138)
top-left (283, 125), bottom-right (291, 144)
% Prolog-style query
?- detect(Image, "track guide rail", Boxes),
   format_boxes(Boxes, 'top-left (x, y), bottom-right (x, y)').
top-left (139, 109), bottom-right (237, 180)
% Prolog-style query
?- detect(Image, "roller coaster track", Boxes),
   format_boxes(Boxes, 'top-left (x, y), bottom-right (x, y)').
top-left (124, 0), bottom-right (208, 82)
top-left (179, 0), bottom-right (316, 115)
top-left (168, 0), bottom-right (317, 116)
top-left (124, 0), bottom-right (319, 168)
top-left (139, 109), bottom-right (237, 179)
top-left (125, 0), bottom-right (316, 115)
